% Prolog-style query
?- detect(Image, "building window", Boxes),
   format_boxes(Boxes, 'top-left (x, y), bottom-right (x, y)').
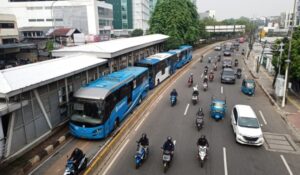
top-left (55, 18), bottom-right (63, 22)
top-left (28, 19), bottom-right (37, 22)
top-left (46, 19), bottom-right (53, 22)
top-left (2, 38), bottom-right (17, 44)
top-left (26, 6), bottom-right (43, 10)
top-left (0, 23), bottom-right (15, 29)
top-left (36, 19), bottom-right (44, 22)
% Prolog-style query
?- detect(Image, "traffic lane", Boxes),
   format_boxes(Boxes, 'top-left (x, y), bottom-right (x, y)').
top-left (31, 137), bottom-right (104, 175)
top-left (106, 62), bottom-right (227, 175)
top-left (282, 153), bottom-right (300, 174)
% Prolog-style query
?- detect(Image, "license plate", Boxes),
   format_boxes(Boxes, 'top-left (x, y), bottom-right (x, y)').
top-left (163, 155), bottom-right (171, 161)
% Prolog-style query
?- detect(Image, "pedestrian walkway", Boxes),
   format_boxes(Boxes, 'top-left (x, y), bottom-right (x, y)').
top-left (244, 51), bottom-right (300, 140)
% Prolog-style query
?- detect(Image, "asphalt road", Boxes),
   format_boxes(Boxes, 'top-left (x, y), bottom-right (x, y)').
top-left (100, 43), bottom-right (300, 175)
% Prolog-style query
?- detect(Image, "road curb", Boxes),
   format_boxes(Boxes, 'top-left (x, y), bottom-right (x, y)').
top-left (22, 132), bottom-right (71, 174)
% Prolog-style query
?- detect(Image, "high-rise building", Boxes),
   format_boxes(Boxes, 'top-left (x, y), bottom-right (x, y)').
top-left (106, 0), bottom-right (150, 32)
top-left (0, 0), bottom-right (113, 40)
top-left (199, 10), bottom-right (216, 20)
top-left (297, 0), bottom-right (300, 25)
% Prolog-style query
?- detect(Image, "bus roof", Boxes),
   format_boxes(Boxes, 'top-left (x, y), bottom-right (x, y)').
top-left (147, 53), bottom-right (174, 60)
top-left (74, 66), bottom-right (148, 100)
top-left (138, 52), bottom-right (174, 65)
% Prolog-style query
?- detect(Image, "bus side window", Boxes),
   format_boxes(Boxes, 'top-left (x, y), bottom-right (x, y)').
top-left (133, 80), bottom-right (137, 89)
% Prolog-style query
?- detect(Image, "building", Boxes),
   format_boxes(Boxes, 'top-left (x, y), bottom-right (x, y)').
top-left (0, 14), bottom-right (37, 69)
top-left (0, 14), bottom-right (19, 45)
top-left (46, 28), bottom-right (82, 47)
top-left (280, 11), bottom-right (297, 29)
top-left (0, 0), bottom-right (113, 41)
top-left (0, 54), bottom-right (108, 161)
top-left (297, 0), bottom-right (300, 25)
top-left (132, 0), bottom-right (150, 31)
top-left (149, 0), bottom-right (157, 14)
top-left (199, 10), bottom-right (216, 20)
top-left (105, 0), bottom-right (150, 33)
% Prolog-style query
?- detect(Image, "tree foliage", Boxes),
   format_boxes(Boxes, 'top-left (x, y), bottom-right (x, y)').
top-left (131, 29), bottom-right (144, 37)
top-left (149, 0), bottom-right (204, 49)
top-left (272, 27), bottom-right (300, 80)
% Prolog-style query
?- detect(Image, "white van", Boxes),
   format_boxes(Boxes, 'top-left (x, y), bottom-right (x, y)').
top-left (231, 105), bottom-right (264, 146)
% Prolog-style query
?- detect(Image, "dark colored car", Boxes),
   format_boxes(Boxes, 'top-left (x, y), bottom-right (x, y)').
top-left (222, 59), bottom-right (232, 68)
top-left (221, 68), bottom-right (236, 84)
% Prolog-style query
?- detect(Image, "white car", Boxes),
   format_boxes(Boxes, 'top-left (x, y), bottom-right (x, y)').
top-left (214, 46), bottom-right (222, 51)
top-left (231, 105), bottom-right (264, 146)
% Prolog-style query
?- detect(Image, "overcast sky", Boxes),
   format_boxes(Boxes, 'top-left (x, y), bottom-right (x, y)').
top-left (196, 0), bottom-right (296, 20)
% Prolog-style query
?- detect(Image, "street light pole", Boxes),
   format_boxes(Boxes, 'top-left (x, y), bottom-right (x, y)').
top-left (256, 40), bottom-right (267, 73)
top-left (282, 0), bottom-right (297, 108)
top-left (277, 42), bottom-right (284, 76)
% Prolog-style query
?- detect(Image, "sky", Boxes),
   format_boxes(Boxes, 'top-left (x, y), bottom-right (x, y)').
top-left (195, 0), bottom-right (296, 20)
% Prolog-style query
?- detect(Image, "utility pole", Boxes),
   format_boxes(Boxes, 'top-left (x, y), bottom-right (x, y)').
top-left (277, 42), bottom-right (284, 76)
top-left (282, 0), bottom-right (297, 108)
top-left (256, 40), bottom-right (267, 73)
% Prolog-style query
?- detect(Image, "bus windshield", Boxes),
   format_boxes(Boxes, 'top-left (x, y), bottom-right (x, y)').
top-left (72, 99), bottom-right (105, 124)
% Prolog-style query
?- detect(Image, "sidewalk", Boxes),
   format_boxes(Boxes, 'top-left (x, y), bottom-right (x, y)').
top-left (244, 51), bottom-right (300, 141)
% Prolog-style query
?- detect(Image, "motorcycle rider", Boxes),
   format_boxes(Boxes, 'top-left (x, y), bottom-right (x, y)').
top-left (188, 73), bottom-right (194, 85)
top-left (197, 135), bottom-right (209, 147)
top-left (203, 75), bottom-right (208, 84)
top-left (208, 57), bottom-right (212, 63)
top-left (192, 86), bottom-right (199, 96)
top-left (170, 88), bottom-right (178, 97)
top-left (209, 70), bottom-right (214, 80)
top-left (163, 136), bottom-right (175, 158)
top-left (137, 133), bottom-right (149, 155)
top-left (204, 65), bottom-right (208, 75)
top-left (197, 107), bottom-right (204, 116)
top-left (69, 148), bottom-right (84, 171)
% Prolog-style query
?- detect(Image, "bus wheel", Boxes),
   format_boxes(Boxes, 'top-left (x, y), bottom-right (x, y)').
top-left (114, 119), bottom-right (120, 129)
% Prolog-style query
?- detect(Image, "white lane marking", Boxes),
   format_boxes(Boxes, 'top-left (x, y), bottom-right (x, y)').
top-left (184, 103), bottom-right (190, 116)
top-left (280, 155), bottom-right (294, 175)
top-left (201, 73), bottom-right (204, 78)
top-left (221, 86), bottom-right (223, 94)
top-left (259, 110), bottom-right (267, 125)
top-left (223, 147), bottom-right (228, 175)
top-left (103, 139), bottom-right (130, 175)
top-left (28, 138), bottom-right (74, 175)
top-left (134, 112), bottom-right (149, 131)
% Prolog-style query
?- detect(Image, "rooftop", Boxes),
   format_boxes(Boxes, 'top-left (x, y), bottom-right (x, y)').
top-left (0, 54), bottom-right (107, 97)
top-left (52, 34), bottom-right (169, 58)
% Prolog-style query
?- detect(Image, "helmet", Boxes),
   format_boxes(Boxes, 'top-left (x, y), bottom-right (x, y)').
top-left (142, 133), bottom-right (147, 138)
top-left (167, 136), bottom-right (172, 141)
top-left (74, 148), bottom-right (79, 154)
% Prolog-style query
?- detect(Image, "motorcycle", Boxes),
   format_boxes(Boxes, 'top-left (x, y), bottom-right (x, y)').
top-left (192, 94), bottom-right (198, 105)
top-left (213, 65), bottom-right (217, 71)
top-left (204, 69), bottom-right (208, 76)
top-left (162, 141), bottom-right (176, 173)
top-left (218, 56), bottom-right (221, 62)
top-left (236, 69), bottom-right (242, 79)
top-left (234, 60), bottom-right (238, 67)
top-left (196, 108), bottom-right (204, 131)
top-left (209, 74), bottom-right (214, 82)
top-left (188, 78), bottom-right (193, 87)
top-left (203, 82), bottom-right (208, 91)
top-left (198, 146), bottom-right (207, 168)
top-left (64, 155), bottom-right (87, 175)
top-left (170, 95), bottom-right (177, 107)
top-left (135, 143), bottom-right (148, 169)
top-left (208, 57), bottom-right (211, 64)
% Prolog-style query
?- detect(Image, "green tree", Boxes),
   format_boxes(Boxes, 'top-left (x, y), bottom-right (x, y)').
top-left (149, 0), bottom-right (204, 49)
top-left (131, 29), bottom-right (144, 37)
top-left (46, 40), bottom-right (54, 52)
top-left (272, 28), bottom-right (300, 87)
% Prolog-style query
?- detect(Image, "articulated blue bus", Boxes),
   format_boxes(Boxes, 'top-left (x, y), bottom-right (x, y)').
top-left (169, 45), bottom-right (193, 68)
top-left (135, 52), bottom-right (177, 89)
top-left (69, 67), bottom-right (149, 139)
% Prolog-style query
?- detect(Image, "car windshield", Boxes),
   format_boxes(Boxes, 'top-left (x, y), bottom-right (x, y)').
top-left (238, 117), bottom-right (260, 128)
top-left (246, 82), bottom-right (255, 88)
top-left (72, 98), bottom-right (104, 124)
top-left (223, 70), bottom-right (234, 76)
top-left (212, 102), bottom-right (224, 108)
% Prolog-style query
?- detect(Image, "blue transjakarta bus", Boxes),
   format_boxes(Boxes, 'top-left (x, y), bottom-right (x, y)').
top-left (69, 67), bottom-right (149, 139)
top-left (179, 45), bottom-right (193, 64)
top-left (169, 45), bottom-right (193, 68)
top-left (135, 52), bottom-right (177, 89)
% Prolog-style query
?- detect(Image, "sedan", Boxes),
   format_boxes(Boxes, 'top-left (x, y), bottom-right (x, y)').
top-left (221, 68), bottom-right (236, 84)
top-left (214, 46), bottom-right (222, 51)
